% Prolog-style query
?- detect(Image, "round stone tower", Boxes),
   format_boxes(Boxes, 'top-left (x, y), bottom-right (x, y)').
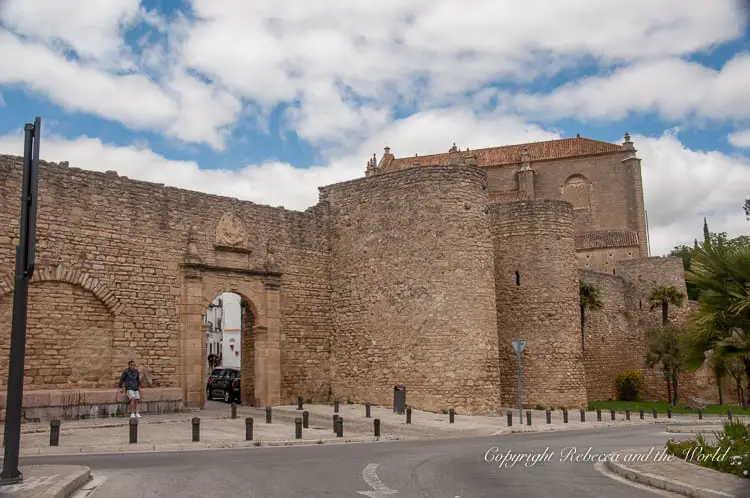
top-left (489, 200), bottom-right (588, 409)
top-left (323, 164), bottom-right (503, 414)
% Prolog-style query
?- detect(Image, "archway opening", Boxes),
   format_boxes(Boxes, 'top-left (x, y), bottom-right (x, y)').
top-left (203, 292), bottom-right (256, 405)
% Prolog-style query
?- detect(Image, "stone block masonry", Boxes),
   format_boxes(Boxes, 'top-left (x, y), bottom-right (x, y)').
top-left (0, 154), bottom-right (332, 409)
top-left (320, 165), bottom-right (503, 414)
top-left (490, 200), bottom-right (588, 409)
top-left (0, 144), bottom-right (704, 417)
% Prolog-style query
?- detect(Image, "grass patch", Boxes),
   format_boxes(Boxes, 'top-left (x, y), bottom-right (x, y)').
top-left (587, 400), bottom-right (750, 415)
top-left (665, 418), bottom-right (750, 478)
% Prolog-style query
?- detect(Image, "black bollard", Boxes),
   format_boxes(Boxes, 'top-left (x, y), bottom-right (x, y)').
top-left (698, 409), bottom-right (703, 420)
top-left (546, 409), bottom-right (551, 424)
top-left (610, 408), bottom-right (615, 421)
top-left (297, 396), bottom-right (303, 410)
top-left (449, 409), bottom-right (455, 424)
top-left (295, 418), bottom-right (302, 439)
top-left (526, 410), bottom-right (532, 426)
top-left (563, 409), bottom-right (568, 424)
top-left (245, 417), bottom-right (254, 441)
top-left (49, 419), bottom-right (60, 447)
top-left (640, 407), bottom-right (644, 420)
top-left (333, 414), bottom-right (339, 432)
top-left (334, 399), bottom-right (340, 413)
top-left (192, 417), bottom-right (200, 442)
top-left (374, 418), bottom-right (381, 437)
top-left (406, 407), bottom-right (412, 424)
top-left (728, 410), bottom-right (733, 421)
top-left (266, 406), bottom-right (272, 424)
top-left (365, 402), bottom-right (371, 418)
top-left (626, 409), bottom-right (630, 421)
top-left (653, 408), bottom-right (657, 419)
top-left (506, 410), bottom-right (512, 426)
top-left (580, 409), bottom-right (585, 423)
top-left (231, 402), bottom-right (237, 419)
top-left (302, 410), bottom-right (309, 429)
top-left (129, 417), bottom-right (138, 444)
top-left (596, 408), bottom-right (601, 422)
top-left (336, 417), bottom-right (344, 437)
top-left (667, 407), bottom-right (672, 419)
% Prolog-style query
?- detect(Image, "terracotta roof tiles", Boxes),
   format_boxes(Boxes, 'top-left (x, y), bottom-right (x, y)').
top-left (383, 136), bottom-right (624, 171)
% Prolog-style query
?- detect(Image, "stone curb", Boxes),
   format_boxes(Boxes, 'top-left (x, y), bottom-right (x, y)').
top-left (604, 448), bottom-right (735, 498)
top-left (19, 435), bottom-right (406, 458)
top-left (44, 467), bottom-right (91, 498)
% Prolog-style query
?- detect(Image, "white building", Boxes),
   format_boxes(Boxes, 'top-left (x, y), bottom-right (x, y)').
top-left (220, 293), bottom-right (242, 369)
top-left (203, 293), bottom-right (242, 371)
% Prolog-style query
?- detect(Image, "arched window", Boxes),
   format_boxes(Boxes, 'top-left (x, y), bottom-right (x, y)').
top-left (562, 174), bottom-right (591, 209)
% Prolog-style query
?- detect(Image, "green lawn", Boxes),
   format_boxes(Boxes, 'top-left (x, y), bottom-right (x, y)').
top-left (587, 400), bottom-right (750, 416)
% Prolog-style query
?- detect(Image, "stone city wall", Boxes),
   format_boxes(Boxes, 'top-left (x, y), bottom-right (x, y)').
top-left (0, 155), bottom-right (332, 405)
top-left (490, 199), bottom-right (588, 410)
top-left (320, 165), bottom-right (503, 414)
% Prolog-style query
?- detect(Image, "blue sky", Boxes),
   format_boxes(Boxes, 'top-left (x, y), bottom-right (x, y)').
top-left (0, 0), bottom-right (749, 255)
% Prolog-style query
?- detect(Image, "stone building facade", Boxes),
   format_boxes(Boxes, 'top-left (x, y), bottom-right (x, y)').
top-left (0, 133), bottom-right (721, 418)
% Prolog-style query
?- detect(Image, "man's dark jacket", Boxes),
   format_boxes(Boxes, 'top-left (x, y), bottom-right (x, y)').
top-left (119, 369), bottom-right (140, 391)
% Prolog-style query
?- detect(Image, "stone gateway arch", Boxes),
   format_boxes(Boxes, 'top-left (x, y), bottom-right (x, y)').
top-left (0, 136), bottom-right (725, 420)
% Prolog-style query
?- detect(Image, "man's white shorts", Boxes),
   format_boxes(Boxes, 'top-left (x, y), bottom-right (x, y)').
top-left (126, 390), bottom-right (140, 400)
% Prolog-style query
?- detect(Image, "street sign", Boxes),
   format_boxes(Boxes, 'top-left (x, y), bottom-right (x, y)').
top-left (512, 340), bottom-right (526, 354)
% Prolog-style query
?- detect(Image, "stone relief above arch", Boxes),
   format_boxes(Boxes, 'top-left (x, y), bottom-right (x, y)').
top-left (215, 211), bottom-right (247, 248)
top-left (561, 174), bottom-right (591, 210)
top-left (0, 263), bottom-right (124, 316)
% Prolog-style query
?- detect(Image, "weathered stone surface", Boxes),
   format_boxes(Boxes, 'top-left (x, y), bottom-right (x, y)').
top-left (0, 140), bottom-right (711, 415)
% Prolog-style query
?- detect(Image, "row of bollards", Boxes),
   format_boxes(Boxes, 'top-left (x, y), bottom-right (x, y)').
top-left (504, 406), bottom-right (728, 427)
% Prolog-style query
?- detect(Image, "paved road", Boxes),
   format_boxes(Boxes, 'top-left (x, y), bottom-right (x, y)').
top-left (19, 424), bottom-right (683, 497)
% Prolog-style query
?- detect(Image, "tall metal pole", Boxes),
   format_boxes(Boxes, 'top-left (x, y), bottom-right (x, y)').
top-left (516, 349), bottom-right (523, 422)
top-left (1, 117), bottom-right (41, 485)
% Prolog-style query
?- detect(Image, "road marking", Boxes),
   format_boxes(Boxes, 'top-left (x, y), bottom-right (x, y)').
top-left (69, 473), bottom-right (108, 497)
top-left (356, 463), bottom-right (398, 497)
top-left (593, 461), bottom-right (682, 497)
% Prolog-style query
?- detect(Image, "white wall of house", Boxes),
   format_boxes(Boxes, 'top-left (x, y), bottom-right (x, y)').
top-left (219, 292), bottom-right (242, 368)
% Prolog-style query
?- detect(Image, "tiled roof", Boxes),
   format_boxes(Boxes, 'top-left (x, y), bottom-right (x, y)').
top-left (383, 136), bottom-right (624, 171)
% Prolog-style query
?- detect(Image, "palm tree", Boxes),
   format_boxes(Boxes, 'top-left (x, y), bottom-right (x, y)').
top-left (685, 242), bottom-right (750, 402)
top-left (648, 285), bottom-right (686, 325)
top-left (579, 280), bottom-right (602, 353)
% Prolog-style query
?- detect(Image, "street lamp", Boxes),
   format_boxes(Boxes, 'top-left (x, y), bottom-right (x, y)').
top-left (1, 117), bottom-right (41, 485)
top-left (511, 340), bottom-right (526, 423)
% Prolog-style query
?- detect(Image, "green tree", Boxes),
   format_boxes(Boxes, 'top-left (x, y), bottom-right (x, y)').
top-left (579, 280), bottom-right (602, 353)
top-left (744, 199), bottom-right (749, 221)
top-left (645, 324), bottom-right (688, 406)
top-left (725, 355), bottom-right (747, 408)
top-left (648, 285), bottom-right (686, 326)
top-left (685, 242), bottom-right (750, 404)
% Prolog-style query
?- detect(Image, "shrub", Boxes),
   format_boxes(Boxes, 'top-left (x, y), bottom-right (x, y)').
top-left (665, 418), bottom-right (750, 478)
top-left (615, 369), bottom-right (645, 401)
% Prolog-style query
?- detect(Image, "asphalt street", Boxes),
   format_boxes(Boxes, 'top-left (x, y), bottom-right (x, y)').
top-left (16, 424), bottom-right (690, 497)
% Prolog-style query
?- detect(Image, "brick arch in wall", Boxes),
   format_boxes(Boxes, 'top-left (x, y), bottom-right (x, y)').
top-left (562, 174), bottom-right (591, 210)
top-left (202, 288), bottom-right (260, 405)
top-left (0, 263), bottom-right (125, 389)
top-left (0, 263), bottom-right (124, 316)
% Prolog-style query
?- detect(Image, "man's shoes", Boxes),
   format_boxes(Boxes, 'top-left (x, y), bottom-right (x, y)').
top-left (136, 413), bottom-right (142, 418)
top-left (130, 413), bottom-right (136, 418)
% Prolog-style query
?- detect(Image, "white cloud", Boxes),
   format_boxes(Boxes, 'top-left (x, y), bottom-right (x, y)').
top-left (508, 54), bottom-right (750, 122)
top-left (0, 0), bottom-right (141, 63)
top-left (2, 0), bottom-right (749, 149)
top-left (729, 129), bottom-right (750, 148)
top-left (0, 28), bottom-right (241, 149)
top-left (636, 130), bottom-right (750, 254)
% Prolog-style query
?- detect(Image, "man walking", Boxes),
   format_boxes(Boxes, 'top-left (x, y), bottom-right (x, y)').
top-left (119, 360), bottom-right (142, 418)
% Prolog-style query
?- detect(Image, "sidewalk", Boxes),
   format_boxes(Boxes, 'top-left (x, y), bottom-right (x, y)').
top-left (3, 403), bottom-right (729, 457)
top-left (605, 447), bottom-right (745, 498)
top-left (0, 465), bottom-right (90, 498)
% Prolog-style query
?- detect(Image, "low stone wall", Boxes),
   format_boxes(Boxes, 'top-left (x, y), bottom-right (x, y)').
top-left (0, 388), bottom-right (184, 422)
